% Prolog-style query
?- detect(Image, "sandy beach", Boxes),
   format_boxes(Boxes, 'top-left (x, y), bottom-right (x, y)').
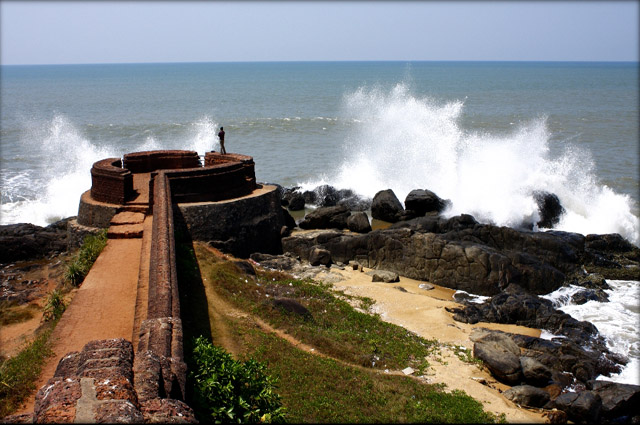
top-left (315, 265), bottom-right (547, 423)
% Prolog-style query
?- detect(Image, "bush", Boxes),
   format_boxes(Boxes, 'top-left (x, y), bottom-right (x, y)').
top-left (65, 229), bottom-right (107, 286)
top-left (42, 289), bottom-right (66, 322)
top-left (189, 336), bottom-right (286, 423)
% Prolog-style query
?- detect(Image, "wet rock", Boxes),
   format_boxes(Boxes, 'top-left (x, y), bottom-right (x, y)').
top-left (503, 384), bottom-right (550, 408)
top-left (533, 191), bottom-right (565, 229)
top-left (299, 205), bottom-right (350, 230)
top-left (371, 189), bottom-right (404, 223)
top-left (553, 391), bottom-right (602, 424)
top-left (404, 189), bottom-right (449, 215)
top-left (571, 288), bottom-right (609, 304)
top-left (314, 185), bottom-right (340, 207)
top-left (347, 212), bottom-right (372, 234)
top-left (287, 193), bottom-right (306, 211)
top-left (589, 380), bottom-right (640, 420)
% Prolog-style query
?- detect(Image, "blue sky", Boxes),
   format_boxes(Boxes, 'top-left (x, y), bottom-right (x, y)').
top-left (1, 1), bottom-right (638, 65)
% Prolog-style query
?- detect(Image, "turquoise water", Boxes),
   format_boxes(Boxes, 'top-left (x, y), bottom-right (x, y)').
top-left (1, 61), bottom-right (638, 242)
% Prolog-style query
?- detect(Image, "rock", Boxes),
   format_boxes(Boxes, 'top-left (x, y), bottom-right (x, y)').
top-left (282, 207), bottom-right (296, 229)
top-left (371, 189), bottom-right (404, 223)
top-left (520, 356), bottom-right (553, 387)
top-left (0, 221), bottom-right (71, 263)
top-left (368, 270), bottom-right (399, 283)
top-left (404, 189), bottom-right (449, 215)
top-left (533, 191), bottom-right (565, 229)
top-left (472, 331), bottom-right (523, 385)
top-left (503, 384), bottom-right (550, 408)
top-left (299, 205), bottom-right (350, 230)
top-left (347, 212), bottom-right (372, 233)
top-left (571, 288), bottom-right (609, 304)
top-left (233, 260), bottom-right (256, 276)
top-left (418, 283), bottom-right (434, 291)
top-left (302, 190), bottom-right (317, 205)
top-left (553, 391), bottom-right (602, 423)
top-left (314, 185), bottom-right (339, 207)
top-left (338, 195), bottom-right (372, 212)
top-left (309, 246), bottom-right (332, 266)
top-left (590, 380), bottom-right (640, 420)
top-left (288, 193), bottom-right (306, 211)
top-left (250, 253), bottom-right (299, 271)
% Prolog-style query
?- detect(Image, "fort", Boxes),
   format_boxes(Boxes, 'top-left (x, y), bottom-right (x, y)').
top-left (16, 150), bottom-right (285, 423)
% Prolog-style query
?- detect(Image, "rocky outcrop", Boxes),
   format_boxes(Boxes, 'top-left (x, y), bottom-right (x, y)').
top-left (503, 385), bottom-right (550, 408)
top-left (590, 380), bottom-right (640, 421)
top-left (0, 221), bottom-right (68, 264)
top-left (282, 213), bottom-right (639, 296)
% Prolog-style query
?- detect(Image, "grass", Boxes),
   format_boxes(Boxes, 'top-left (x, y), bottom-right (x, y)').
top-left (0, 322), bottom-right (55, 418)
top-left (178, 241), bottom-right (501, 423)
top-left (0, 301), bottom-right (38, 327)
top-left (64, 229), bottom-right (108, 286)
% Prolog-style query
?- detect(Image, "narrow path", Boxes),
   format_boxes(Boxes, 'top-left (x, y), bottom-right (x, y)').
top-left (16, 236), bottom-right (145, 414)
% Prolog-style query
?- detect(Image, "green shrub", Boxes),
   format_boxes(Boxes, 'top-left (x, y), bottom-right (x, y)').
top-left (189, 336), bottom-right (286, 423)
top-left (65, 230), bottom-right (107, 286)
top-left (42, 289), bottom-right (66, 322)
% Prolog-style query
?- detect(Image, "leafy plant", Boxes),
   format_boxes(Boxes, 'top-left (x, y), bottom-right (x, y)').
top-left (188, 336), bottom-right (286, 423)
top-left (42, 289), bottom-right (66, 322)
top-left (64, 229), bottom-right (107, 286)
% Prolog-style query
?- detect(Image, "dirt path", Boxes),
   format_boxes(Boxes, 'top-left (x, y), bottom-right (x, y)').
top-left (15, 237), bottom-right (143, 414)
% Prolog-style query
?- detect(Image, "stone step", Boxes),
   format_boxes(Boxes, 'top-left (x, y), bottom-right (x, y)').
top-left (110, 211), bottom-right (145, 225)
top-left (118, 204), bottom-right (149, 214)
top-left (107, 223), bottom-right (144, 239)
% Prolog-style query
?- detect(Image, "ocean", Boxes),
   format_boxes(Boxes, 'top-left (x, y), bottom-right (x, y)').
top-left (1, 61), bottom-right (638, 384)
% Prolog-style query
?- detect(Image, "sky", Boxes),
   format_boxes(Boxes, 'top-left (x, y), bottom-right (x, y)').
top-left (0, 1), bottom-right (638, 65)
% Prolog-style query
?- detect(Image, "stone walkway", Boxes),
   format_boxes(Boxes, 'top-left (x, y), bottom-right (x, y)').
top-left (16, 186), bottom-right (152, 415)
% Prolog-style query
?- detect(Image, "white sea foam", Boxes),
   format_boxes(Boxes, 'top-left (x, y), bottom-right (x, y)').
top-left (0, 114), bottom-right (220, 226)
top-left (541, 280), bottom-right (640, 385)
top-left (303, 83), bottom-right (640, 245)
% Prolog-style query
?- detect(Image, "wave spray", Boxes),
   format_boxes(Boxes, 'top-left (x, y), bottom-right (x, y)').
top-left (313, 84), bottom-right (639, 245)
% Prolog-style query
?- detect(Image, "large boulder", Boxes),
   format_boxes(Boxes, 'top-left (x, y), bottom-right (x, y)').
top-left (308, 246), bottom-right (332, 266)
top-left (520, 356), bottom-right (552, 387)
top-left (503, 385), bottom-right (550, 408)
top-left (472, 331), bottom-right (523, 385)
top-left (347, 212), bottom-right (372, 234)
top-left (299, 205), bottom-right (350, 230)
top-left (371, 189), bottom-right (404, 223)
top-left (553, 391), bottom-right (602, 424)
top-left (287, 193), bottom-right (306, 211)
top-left (404, 189), bottom-right (449, 215)
top-left (590, 380), bottom-right (640, 420)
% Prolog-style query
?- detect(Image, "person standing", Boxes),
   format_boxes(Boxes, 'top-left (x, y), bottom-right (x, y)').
top-left (218, 126), bottom-right (226, 154)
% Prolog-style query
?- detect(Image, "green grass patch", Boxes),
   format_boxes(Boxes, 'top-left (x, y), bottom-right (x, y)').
top-left (0, 323), bottom-right (55, 417)
top-left (176, 242), bottom-right (501, 423)
top-left (64, 229), bottom-right (108, 286)
top-left (201, 254), bottom-right (438, 372)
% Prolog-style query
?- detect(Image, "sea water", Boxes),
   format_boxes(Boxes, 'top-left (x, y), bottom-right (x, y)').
top-left (1, 61), bottom-right (638, 383)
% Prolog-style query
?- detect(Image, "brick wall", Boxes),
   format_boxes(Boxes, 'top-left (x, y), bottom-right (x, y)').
top-left (90, 158), bottom-right (133, 205)
top-left (123, 150), bottom-right (200, 173)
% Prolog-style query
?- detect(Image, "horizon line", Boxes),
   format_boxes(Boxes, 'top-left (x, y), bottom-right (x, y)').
top-left (2, 59), bottom-right (639, 67)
